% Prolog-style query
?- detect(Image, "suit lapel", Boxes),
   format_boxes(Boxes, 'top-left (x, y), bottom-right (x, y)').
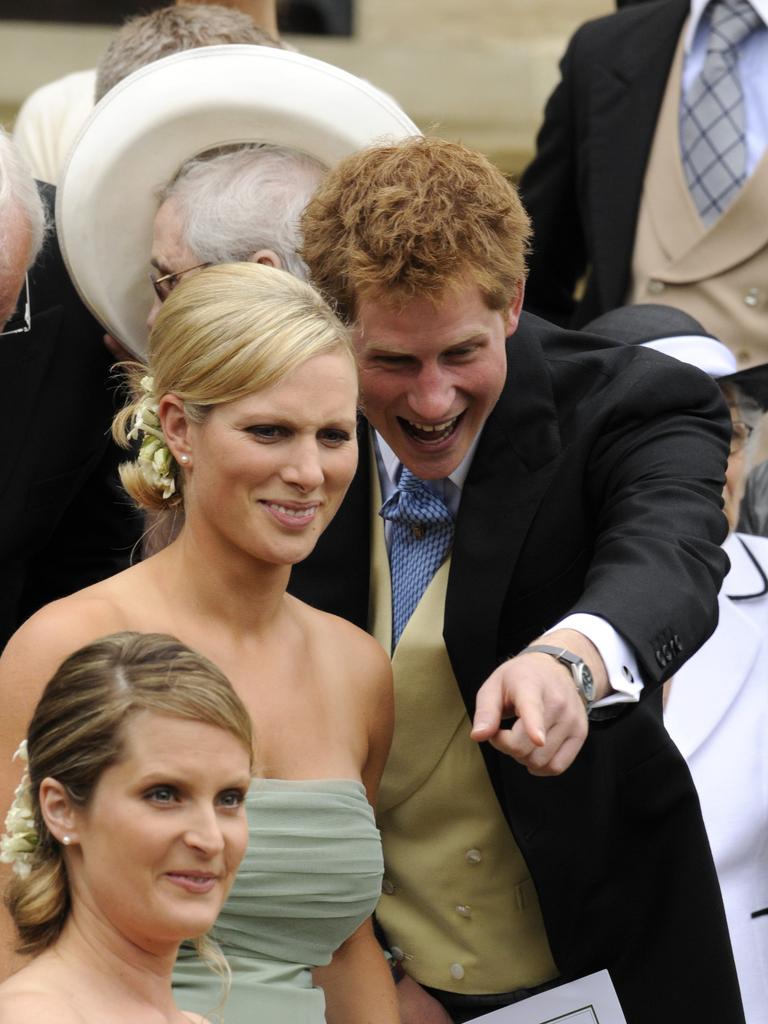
top-left (587, 0), bottom-right (690, 308)
top-left (661, 152), bottom-right (768, 280)
top-left (445, 329), bottom-right (563, 701)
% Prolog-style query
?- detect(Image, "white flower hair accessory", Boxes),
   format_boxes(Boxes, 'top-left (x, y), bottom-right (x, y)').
top-left (0, 740), bottom-right (38, 880)
top-left (127, 375), bottom-right (177, 500)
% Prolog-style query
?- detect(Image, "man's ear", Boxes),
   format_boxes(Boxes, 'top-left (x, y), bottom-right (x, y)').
top-left (158, 393), bottom-right (192, 464)
top-left (504, 280), bottom-right (526, 336)
top-left (247, 248), bottom-right (284, 270)
top-left (39, 778), bottom-right (79, 846)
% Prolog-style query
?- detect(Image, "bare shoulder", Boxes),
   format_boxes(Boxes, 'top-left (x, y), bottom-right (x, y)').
top-left (0, 584), bottom-right (127, 691)
top-left (0, 988), bottom-right (86, 1024)
top-left (291, 597), bottom-right (391, 688)
top-left (0, 584), bottom-right (129, 804)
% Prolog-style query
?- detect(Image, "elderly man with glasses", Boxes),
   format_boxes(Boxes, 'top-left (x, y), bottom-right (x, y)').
top-left (0, 129), bottom-right (141, 650)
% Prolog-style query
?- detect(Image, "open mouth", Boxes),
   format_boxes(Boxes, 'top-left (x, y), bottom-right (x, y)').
top-left (398, 413), bottom-right (463, 444)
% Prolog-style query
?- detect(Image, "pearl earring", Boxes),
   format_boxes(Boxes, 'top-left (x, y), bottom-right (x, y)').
top-left (62, 835), bottom-right (71, 846)
top-left (179, 455), bottom-right (190, 464)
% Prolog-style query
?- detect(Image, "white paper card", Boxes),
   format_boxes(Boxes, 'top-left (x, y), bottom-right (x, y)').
top-left (464, 970), bottom-right (627, 1024)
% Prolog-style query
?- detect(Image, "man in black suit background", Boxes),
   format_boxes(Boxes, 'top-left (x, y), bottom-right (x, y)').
top-left (0, 129), bottom-right (140, 649)
top-left (519, 0), bottom-right (768, 368)
top-left (290, 136), bottom-right (745, 1022)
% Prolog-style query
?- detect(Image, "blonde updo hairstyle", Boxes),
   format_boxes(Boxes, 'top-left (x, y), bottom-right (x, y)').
top-left (4, 631), bottom-right (254, 956)
top-left (113, 262), bottom-right (355, 512)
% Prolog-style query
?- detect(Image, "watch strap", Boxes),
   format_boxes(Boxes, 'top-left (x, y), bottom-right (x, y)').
top-left (521, 644), bottom-right (594, 710)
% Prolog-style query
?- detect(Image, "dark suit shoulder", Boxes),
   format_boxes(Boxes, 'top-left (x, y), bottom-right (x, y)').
top-left (567, 0), bottom-right (688, 57)
top-left (553, 0), bottom-right (688, 107)
top-left (509, 313), bottom-right (728, 433)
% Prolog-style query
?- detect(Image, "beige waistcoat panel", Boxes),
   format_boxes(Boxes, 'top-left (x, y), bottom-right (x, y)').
top-left (370, 464), bottom-right (557, 993)
top-left (628, 23), bottom-right (768, 368)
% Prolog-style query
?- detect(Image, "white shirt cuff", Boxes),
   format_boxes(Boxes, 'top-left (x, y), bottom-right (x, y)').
top-left (553, 613), bottom-right (644, 706)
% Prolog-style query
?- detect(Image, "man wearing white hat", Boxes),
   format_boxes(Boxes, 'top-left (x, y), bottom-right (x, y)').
top-left (144, 143), bottom-right (325, 337)
top-left (56, 44), bottom-right (418, 360)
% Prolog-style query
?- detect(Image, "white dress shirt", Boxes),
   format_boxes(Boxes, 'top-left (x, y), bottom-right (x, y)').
top-left (683, 0), bottom-right (768, 175)
top-left (374, 431), bottom-right (643, 707)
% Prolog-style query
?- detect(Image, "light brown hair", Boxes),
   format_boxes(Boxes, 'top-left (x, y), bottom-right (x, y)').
top-left (4, 631), bottom-right (253, 955)
top-left (300, 135), bottom-right (532, 321)
top-left (95, 4), bottom-right (286, 101)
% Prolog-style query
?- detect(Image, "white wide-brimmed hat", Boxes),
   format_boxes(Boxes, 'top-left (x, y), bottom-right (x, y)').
top-left (56, 45), bottom-right (420, 357)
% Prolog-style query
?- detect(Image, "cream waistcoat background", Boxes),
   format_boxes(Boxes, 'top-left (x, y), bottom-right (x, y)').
top-left (629, 23), bottom-right (768, 367)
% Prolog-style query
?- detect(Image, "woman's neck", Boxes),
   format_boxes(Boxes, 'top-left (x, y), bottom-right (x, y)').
top-left (148, 516), bottom-right (292, 637)
top-left (38, 910), bottom-right (183, 1021)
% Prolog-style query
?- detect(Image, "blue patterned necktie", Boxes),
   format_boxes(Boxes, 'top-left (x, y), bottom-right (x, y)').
top-left (680, 0), bottom-right (761, 225)
top-left (379, 467), bottom-right (455, 649)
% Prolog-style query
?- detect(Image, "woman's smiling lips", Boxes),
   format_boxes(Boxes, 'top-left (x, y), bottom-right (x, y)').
top-left (163, 871), bottom-right (219, 894)
top-left (259, 499), bottom-right (320, 529)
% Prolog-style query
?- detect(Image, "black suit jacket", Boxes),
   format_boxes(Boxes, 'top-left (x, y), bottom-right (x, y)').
top-left (519, 0), bottom-right (690, 326)
top-left (0, 185), bottom-right (141, 649)
top-left (290, 314), bottom-right (745, 1023)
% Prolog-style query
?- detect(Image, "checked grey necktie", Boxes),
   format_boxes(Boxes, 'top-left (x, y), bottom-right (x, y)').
top-left (680, 0), bottom-right (762, 225)
top-left (379, 467), bottom-right (455, 649)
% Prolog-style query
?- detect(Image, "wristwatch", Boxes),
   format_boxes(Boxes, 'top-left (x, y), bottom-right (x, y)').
top-left (521, 644), bottom-right (596, 712)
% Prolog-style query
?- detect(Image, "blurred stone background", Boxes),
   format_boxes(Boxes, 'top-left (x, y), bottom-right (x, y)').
top-left (0, 1), bottom-right (613, 175)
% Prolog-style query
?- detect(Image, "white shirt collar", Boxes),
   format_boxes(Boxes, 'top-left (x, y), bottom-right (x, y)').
top-left (684, 0), bottom-right (768, 54)
top-left (375, 429), bottom-right (482, 497)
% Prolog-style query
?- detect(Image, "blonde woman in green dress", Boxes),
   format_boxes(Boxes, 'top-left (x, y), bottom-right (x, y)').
top-left (0, 264), bottom-right (397, 1024)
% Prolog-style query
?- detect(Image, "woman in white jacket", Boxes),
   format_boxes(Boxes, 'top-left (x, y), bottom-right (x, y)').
top-left (586, 305), bottom-right (768, 1024)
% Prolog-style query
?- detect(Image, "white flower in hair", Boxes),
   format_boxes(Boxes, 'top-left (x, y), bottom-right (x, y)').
top-left (0, 740), bottom-right (38, 879)
top-left (138, 436), bottom-right (177, 500)
top-left (127, 375), bottom-right (177, 500)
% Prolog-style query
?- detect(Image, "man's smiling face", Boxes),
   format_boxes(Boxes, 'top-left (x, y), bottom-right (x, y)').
top-left (354, 279), bottom-right (522, 479)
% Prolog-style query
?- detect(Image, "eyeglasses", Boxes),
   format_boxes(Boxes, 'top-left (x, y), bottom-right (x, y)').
top-left (148, 262), bottom-right (210, 302)
top-left (730, 420), bottom-right (755, 453)
top-left (0, 274), bottom-right (31, 336)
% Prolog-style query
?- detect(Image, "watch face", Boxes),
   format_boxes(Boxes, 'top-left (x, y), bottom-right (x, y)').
top-left (579, 664), bottom-right (595, 701)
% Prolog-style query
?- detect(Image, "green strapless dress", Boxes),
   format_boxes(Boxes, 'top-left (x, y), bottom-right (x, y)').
top-left (172, 778), bottom-right (383, 1024)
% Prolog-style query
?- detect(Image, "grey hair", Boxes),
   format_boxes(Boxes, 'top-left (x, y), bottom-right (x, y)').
top-left (161, 144), bottom-right (326, 281)
top-left (0, 127), bottom-right (47, 270)
top-left (95, 3), bottom-right (287, 102)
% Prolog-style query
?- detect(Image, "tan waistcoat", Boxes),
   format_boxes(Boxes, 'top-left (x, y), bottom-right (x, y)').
top-left (370, 469), bottom-right (557, 994)
top-left (629, 24), bottom-right (768, 368)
